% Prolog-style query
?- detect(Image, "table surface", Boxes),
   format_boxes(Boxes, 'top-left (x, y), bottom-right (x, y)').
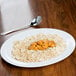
top-left (0, 0), bottom-right (76, 76)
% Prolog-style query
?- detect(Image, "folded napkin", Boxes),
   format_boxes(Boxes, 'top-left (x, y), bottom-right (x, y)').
top-left (0, 0), bottom-right (33, 32)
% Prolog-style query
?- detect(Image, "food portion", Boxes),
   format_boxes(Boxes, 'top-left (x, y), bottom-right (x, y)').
top-left (28, 40), bottom-right (56, 50)
top-left (12, 34), bottom-right (66, 62)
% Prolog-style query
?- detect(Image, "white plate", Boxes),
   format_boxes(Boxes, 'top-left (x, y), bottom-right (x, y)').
top-left (0, 28), bottom-right (76, 68)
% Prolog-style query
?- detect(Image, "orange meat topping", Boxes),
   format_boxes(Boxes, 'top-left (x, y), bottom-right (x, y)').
top-left (28, 40), bottom-right (56, 51)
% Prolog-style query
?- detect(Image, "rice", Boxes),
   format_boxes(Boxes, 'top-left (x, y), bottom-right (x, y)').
top-left (12, 34), bottom-right (66, 62)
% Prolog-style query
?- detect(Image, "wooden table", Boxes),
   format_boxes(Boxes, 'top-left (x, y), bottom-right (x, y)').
top-left (0, 0), bottom-right (76, 76)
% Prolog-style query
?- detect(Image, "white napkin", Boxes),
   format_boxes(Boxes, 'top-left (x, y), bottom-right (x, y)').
top-left (0, 0), bottom-right (33, 32)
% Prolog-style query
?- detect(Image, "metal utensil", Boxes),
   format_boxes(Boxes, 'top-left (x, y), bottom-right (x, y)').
top-left (0, 16), bottom-right (42, 36)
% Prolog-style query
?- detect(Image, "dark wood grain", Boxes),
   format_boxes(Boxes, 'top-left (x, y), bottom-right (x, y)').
top-left (0, 0), bottom-right (76, 76)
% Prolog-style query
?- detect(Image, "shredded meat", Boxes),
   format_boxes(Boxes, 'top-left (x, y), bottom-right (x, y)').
top-left (28, 40), bottom-right (56, 50)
